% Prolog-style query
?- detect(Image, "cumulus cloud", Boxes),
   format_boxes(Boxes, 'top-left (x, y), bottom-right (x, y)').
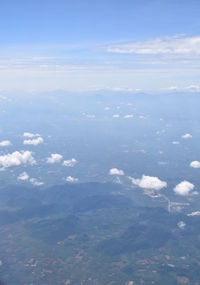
top-left (107, 36), bottom-right (200, 55)
top-left (190, 161), bottom-right (200, 169)
top-left (66, 176), bottom-right (79, 183)
top-left (129, 175), bottom-right (167, 191)
top-left (17, 171), bottom-right (30, 181)
top-left (47, 153), bottom-right (63, 164)
top-left (182, 133), bottom-right (192, 139)
top-left (109, 168), bottom-right (124, 176)
top-left (63, 158), bottom-right (77, 167)
top-left (174, 181), bottom-right (194, 196)
top-left (23, 137), bottom-right (44, 146)
top-left (113, 114), bottom-right (120, 118)
top-left (177, 221), bottom-right (186, 230)
top-left (0, 151), bottom-right (36, 168)
top-left (23, 132), bottom-right (40, 138)
top-left (0, 140), bottom-right (12, 147)
top-left (30, 178), bottom-right (44, 186)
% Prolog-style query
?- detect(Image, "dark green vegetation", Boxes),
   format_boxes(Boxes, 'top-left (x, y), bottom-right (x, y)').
top-left (0, 182), bottom-right (200, 285)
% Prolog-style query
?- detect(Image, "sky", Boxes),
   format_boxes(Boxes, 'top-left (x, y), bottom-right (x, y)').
top-left (0, 0), bottom-right (200, 92)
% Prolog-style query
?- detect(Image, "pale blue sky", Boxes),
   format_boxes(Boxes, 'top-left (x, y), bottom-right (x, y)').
top-left (0, 0), bottom-right (200, 92)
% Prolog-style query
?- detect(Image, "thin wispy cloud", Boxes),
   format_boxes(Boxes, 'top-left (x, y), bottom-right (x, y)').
top-left (63, 158), bottom-right (77, 167)
top-left (107, 36), bottom-right (200, 56)
top-left (18, 171), bottom-right (30, 181)
top-left (0, 140), bottom-right (12, 147)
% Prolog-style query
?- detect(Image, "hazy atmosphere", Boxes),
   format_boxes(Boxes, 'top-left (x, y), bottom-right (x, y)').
top-left (0, 1), bottom-right (200, 285)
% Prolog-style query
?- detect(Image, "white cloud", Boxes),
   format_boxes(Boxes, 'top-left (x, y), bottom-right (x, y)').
top-left (172, 141), bottom-right (180, 145)
top-left (129, 175), bottom-right (167, 191)
top-left (124, 114), bottom-right (133, 119)
top-left (66, 176), bottom-right (79, 183)
top-left (23, 132), bottom-right (40, 138)
top-left (23, 137), bottom-right (44, 146)
top-left (174, 181), bottom-right (194, 196)
top-left (177, 221), bottom-right (186, 230)
top-left (187, 211), bottom-right (200, 217)
top-left (63, 158), bottom-right (77, 167)
top-left (86, 114), bottom-right (95, 119)
top-left (190, 161), bottom-right (200, 169)
top-left (182, 133), bottom-right (192, 139)
top-left (109, 168), bottom-right (124, 176)
top-left (166, 86), bottom-right (179, 91)
top-left (30, 178), bottom-right (44, 186)
top-left (113, 114), bottom-right (120, 118)
top-left (18, 172), bottom-right (29, 181)
top-left (95, 86), bottom-right (142, 93)
top-left (47, 153), bottom-right (63, 164)
top-left (0, 140), bottom-right (12, 147)
top-left (166, 85), bottom-right (200, 93)
top-left (0, 151), bottom-right (36, 168)
top-left (185, 85), bottom-right (200, 92)
top-left (107, 36), bottom-right (200, 56)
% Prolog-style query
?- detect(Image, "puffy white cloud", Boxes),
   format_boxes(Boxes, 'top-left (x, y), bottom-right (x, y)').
top-left (109, 168), bottom-right (124, 176)
top-left (190, 161), bottom-right (200, 169)
top-left (129, 175), bottom-right (167, 191)
top-left (23, 132), bottom-right (40, 138)
top-left (18, 171), bottom-right (29, 181)
top-left (30, 178), bottom-right (44, 186)
top-left (0, 151), bottom-right (36, 168)
top-left (177, 221), bottom-right (186, 230)
top-left (66, 176), bottom-right (79, 183)
top-left (63, 158), bottom-right (77, 167)
top-left (187, 211), bottom-right (200, 217)
top-left (182, 133), bottom-right (192, 139)
top-left (0, 140), bottom-right (12, 147)
top-left (174, 181), bottom-right (194, 196)
top-left (113, 114), bottom-right (120, 118)
top-left (124, 114), bottom-right (133, 119)
top-left (107, 36), bottom-right (200, 56)
top-left (23, 137), bottom-right (44, 146)
top-left (47, 153), bottom-right (63, 164)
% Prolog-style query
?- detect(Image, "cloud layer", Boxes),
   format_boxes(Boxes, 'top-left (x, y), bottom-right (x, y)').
top-left (107, 36), bottom-right (200, 56)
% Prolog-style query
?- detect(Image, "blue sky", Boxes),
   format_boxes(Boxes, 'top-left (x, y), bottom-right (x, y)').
top-left (0, 0), bottom-right (200, 92)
